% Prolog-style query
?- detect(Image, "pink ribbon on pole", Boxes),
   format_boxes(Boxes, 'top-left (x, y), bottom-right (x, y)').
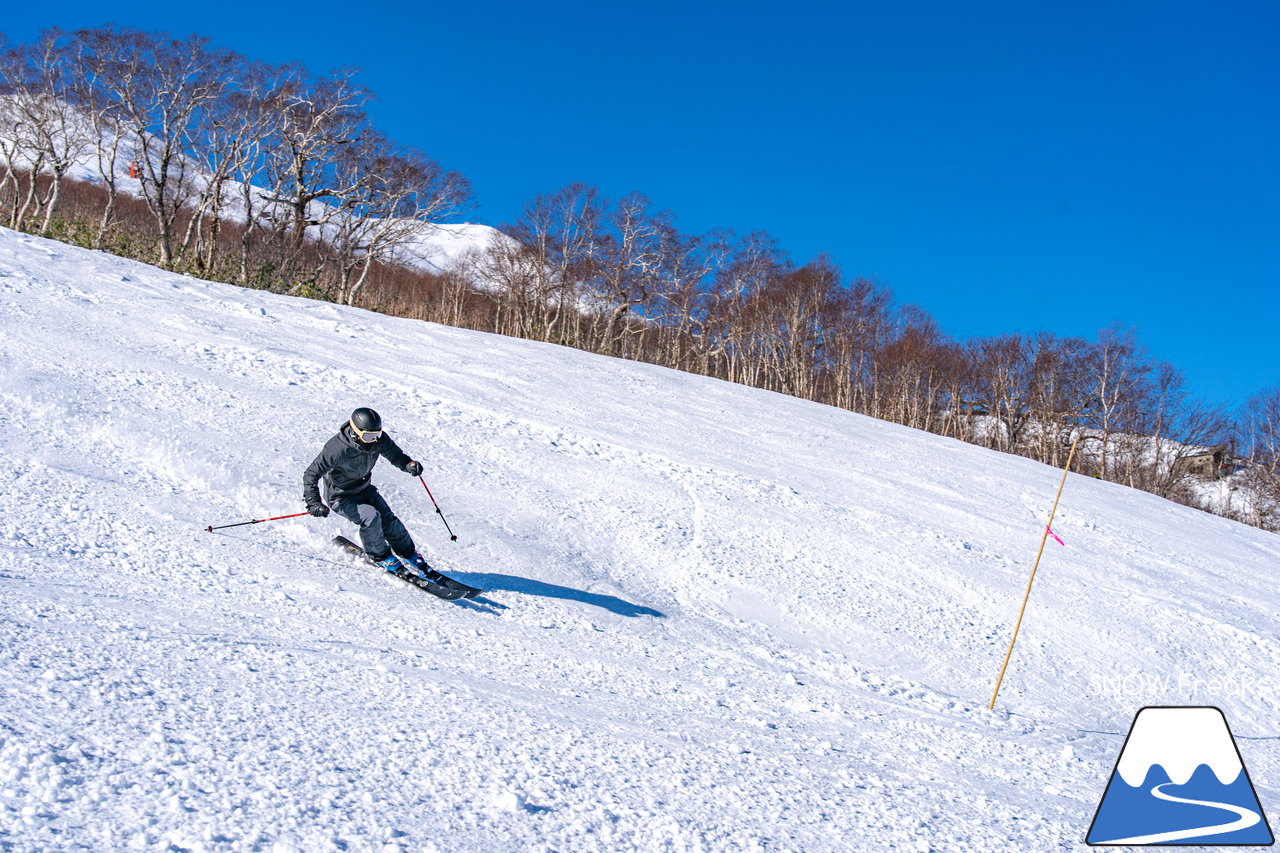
top-left (1046, 525), bottom-right (1065, 546)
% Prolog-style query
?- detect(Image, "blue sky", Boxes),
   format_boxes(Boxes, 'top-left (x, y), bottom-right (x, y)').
top-left (6, 1), bottom-right (1277, 411)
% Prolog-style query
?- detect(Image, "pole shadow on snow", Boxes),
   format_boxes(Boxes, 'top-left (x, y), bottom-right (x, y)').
top-left (461, 573), bottom-right (665, 619)
top-left (454, 596), bottom-right (507, 615)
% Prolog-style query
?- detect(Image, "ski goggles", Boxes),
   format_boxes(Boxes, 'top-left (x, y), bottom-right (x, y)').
top-left (349, 422), bottom-right (382, 443)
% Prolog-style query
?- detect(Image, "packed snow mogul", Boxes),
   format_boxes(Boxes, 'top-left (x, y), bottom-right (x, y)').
top-left (303, 407), bottom-right (433, 576)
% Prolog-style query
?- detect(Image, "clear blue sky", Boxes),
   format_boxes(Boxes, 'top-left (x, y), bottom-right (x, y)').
top-left (7, 1), bottom-right (1277, 411)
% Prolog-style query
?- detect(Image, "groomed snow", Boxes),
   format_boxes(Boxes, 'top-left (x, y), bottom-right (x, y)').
top-left (1, 226), bottom-right (1277, 851)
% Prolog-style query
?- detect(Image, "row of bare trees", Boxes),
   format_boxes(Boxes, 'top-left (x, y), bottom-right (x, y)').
top-left (457, 182), bottom-right (1277, 527)
top-left (0, 26), bottom-right (471, 300)
top-left (2, 28), bottom-right (1275, 531)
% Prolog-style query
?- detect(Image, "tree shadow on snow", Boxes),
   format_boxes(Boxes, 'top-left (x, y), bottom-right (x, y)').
top-left (462, 573), bottom-right (665, 619)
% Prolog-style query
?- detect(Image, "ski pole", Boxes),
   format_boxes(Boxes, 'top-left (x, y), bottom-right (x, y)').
top-left (205, 511), bottom-right (311, 533)
top-left (419, 475), bottom-right (458, 541)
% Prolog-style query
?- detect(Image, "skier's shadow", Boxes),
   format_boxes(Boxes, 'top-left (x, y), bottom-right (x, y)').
top-left (205, 531), bottom-right (663, 617)
top-left (461, 573), bottom-right (665, 619)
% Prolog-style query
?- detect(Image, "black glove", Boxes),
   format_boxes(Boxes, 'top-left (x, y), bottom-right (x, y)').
top-left (308, 503), bottom-right (330, 518)
top-left (405, 461), bottom-right (423, 477)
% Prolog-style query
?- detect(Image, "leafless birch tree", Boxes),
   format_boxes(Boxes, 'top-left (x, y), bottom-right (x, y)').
top-left (258, 69), bottom-right (370, 292)
top-left (327, 132), bottom-right (472, 305)
top-left (76, 28), bottom-right (234, 266)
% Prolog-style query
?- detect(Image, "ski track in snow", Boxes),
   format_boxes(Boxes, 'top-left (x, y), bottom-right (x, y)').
top-left (1, 226), bottom-right (1279, 850)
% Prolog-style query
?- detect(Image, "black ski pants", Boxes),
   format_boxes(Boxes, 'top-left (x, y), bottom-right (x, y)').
top-left (331, 485), bottom-right (414, 560)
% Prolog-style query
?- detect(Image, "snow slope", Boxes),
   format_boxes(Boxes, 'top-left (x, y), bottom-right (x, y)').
top-left (1, 225), bottom-right (1278, 851)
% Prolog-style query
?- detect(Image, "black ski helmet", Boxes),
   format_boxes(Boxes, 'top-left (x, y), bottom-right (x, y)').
top-left (348, 407), bottom-right (382, 443)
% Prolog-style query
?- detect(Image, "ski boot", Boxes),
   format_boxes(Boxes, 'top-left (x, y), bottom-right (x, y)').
top-left (403, 551), bottom-right (437, 581)
top-left (373, 553), bottom-right (404, 574)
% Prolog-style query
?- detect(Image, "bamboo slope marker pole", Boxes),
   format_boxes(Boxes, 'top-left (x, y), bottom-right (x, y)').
top-left (989, 437), bottom-right (1080, 711)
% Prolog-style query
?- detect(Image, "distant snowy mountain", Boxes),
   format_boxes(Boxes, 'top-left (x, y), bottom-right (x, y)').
top-left (2, 225), bottom-right (1279, 851)
top-left (390, 221), bottom-right (507, 276)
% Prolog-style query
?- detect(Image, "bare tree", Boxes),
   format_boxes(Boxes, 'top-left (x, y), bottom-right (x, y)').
top-left (878, 305), bottom-right (949, 431)
top-left (1025, 333), bottom-right (1093, 467)
top-left (689, 231), bottom-right (775, 380)
top-left (591, 192), bottom-right (671, 357)
top-left (67, 30), bottom-right (131, 248)
top-left (464, 233), bottom-right (539, 337)
top-left (173, 53), bottom-right (272, 272)
top-left (1088, 325), bottom-right (1151, 480)
top-left (499, 183), bottom-right (605, 342)
top-left (223, 61), bottom-right (304, 286)
top-left (935, 340), bottom-right (979, 442)
top-left (970, 334), bottom-right (1033, 452)
top-left (327, 133), bottom-right (473, 305)
top-left (832, 277), bottom-right (894, 417)
top-left (650, 227), bottom-right (730, 374)
top-left (711, 233), bottom-right (791, 388)
top-left (3, 33), bottom-right (92, 236)
top-left (76, 28), bottom-right (235, 266)
top-left (0, 35), bottom-right (89, 234)
top-left (0, 46), bottom-right (39, 230)
top-left (743, 256), bottom-right (845, 401)
top-left (1235, 385), bottom-right (1280, 529)
top-left (258, 68), bottom-right (370, 292)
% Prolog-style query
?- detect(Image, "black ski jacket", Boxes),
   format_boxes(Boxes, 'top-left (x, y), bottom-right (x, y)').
top-left (303, 422), bottom-right (415, 507)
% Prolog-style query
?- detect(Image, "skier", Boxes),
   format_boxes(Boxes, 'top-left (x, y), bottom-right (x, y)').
top-left (303, 407), bottom-right (434, 576)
